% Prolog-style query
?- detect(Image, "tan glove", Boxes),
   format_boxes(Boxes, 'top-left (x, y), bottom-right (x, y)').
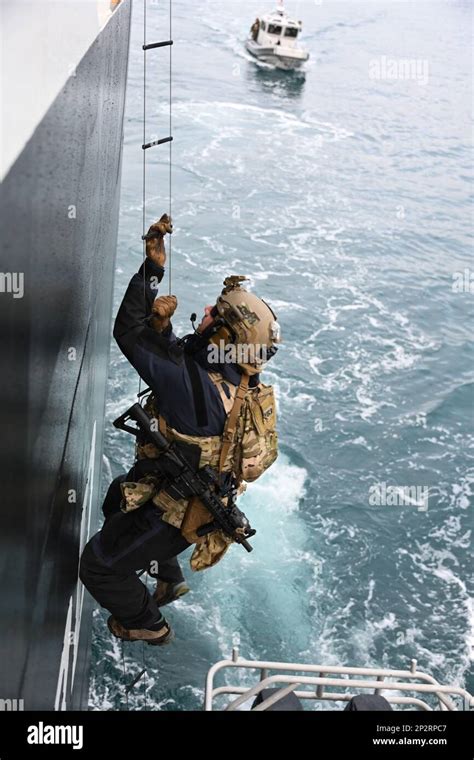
top-left (145, 213), bottom-right (173, 268)
top-left (151, 294), bottom-right (177, 333)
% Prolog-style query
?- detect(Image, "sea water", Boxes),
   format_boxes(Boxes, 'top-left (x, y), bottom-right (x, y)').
top-left (89, 0), bottom-right (473, 710)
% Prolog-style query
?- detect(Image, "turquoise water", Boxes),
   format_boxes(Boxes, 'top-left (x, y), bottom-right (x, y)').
top-left (89, 0), bottom-right (473, 710)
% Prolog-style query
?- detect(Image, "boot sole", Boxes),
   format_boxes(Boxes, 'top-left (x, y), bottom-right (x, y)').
top-left (146, 629), bottom-right (175, 646)
top-left (154, 585), bottom-right (190, 607)
top-left (107, 617), bottom-right (174, 646)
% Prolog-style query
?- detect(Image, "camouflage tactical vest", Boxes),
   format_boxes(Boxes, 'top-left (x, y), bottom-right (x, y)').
top-left (120, 371), bottom-right (278, 571)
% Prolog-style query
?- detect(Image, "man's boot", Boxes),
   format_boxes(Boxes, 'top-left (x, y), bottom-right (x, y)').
top-left (107, 615), bottom-right (174, 646)
top-left (153, 580), bottom-right (190, 607)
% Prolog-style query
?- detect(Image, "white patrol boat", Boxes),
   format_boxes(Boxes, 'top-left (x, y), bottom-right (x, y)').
top-left (245, 1), bottom-right (309, 71)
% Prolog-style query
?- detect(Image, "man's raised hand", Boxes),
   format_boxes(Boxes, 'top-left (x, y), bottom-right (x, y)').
top-left (151, 294), bottom-right (177, 333)
top-left (145, 213), bottom-right (173, 268)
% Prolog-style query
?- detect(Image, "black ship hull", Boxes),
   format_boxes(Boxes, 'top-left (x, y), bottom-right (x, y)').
top-left (0, 0), bottom-right (132, 710)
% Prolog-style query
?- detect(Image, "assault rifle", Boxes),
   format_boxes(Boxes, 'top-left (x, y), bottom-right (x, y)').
top-left (113, 403), bottom-right (256, 552)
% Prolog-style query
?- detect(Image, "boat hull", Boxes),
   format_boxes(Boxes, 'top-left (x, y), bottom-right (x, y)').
top-left (245, 39), bottom-right (308, 71)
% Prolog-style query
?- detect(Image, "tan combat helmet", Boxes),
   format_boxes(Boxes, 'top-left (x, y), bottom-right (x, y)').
top-left (211, 275), bottom-right (281, 375)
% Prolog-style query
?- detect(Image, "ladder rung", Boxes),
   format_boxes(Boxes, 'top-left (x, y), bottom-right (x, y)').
top-left (142, 136), bottom-right (173, 150)
top-left (143, 40), bottom-right (173, 50)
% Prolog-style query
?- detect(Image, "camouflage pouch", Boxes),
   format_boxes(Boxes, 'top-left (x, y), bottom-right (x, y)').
top-left (240, 383), bottom-right (278, 482)
top-left (189, 530), bottom-right (233, 572)
top-left (152, 489), bottom-right (188, 530)
top-left (180, 496), bottom-right (213, 543)
top-left (180, 494), bottom-right (235, 572)
top-left (120, 476), bottom-right (159, 513)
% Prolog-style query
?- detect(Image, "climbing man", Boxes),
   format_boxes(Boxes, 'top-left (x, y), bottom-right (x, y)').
top-left (79, 213), bottom-right (281, 645)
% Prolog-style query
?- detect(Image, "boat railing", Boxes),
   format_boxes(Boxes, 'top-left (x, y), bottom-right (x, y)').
top-left (204, 648), bottom-right (474, 712)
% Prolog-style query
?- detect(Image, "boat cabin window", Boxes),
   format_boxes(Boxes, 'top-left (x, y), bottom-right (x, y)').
top-left (284, 27), bottom-right (298, 38)
top-left (267, 24), bottom-right (282, 35)
top-left (260, 20), bottom-right (266, 30)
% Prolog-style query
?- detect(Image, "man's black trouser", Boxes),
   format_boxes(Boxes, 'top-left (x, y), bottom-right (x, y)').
top-left (79, 472), bottom-right (190, 630)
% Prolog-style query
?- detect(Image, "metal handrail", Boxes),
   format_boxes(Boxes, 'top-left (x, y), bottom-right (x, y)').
top-left (225, 675), bottom-right (470, 711)
top-left (209, 685), bottom-right (434, 711)
top-left (204, 650), bottom-right (473, 712)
